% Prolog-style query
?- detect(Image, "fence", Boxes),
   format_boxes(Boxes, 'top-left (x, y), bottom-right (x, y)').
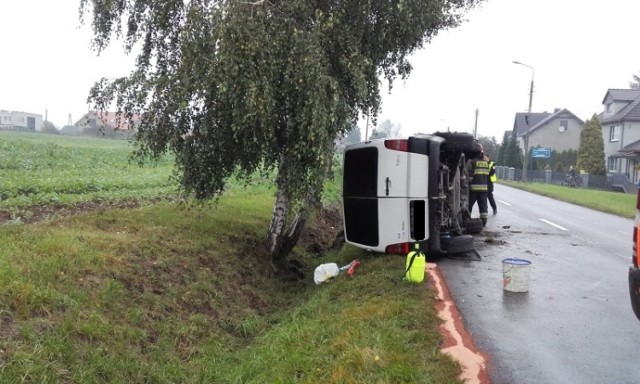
top-left (495, 166), bottom-right (638, 194)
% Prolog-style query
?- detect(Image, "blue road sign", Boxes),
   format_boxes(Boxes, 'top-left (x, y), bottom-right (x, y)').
top-left (532, 147), bottom-right (551, 158)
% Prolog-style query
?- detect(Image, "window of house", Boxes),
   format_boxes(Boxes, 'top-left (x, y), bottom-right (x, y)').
top-left (606, 103), bottom-right (612, 113)
top-left (559, 120), bottom-right (568, 132)
top-left (608, 157), bottom-right (619, 172)
top-left (609, 125), bottom-right (621, 141)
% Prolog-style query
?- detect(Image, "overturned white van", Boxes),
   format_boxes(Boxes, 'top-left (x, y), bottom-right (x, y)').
top-left (342, 132), bottom-right (483, 256)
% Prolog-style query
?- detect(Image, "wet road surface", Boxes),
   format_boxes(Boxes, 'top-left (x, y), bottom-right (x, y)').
top-left (436, 184), bottom-right (640, 384)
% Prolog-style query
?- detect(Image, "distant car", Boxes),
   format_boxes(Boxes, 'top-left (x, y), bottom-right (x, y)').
top-left (630, 186), bottom-right (640, 321)
top-left (341, 132), bottom-right (483, 256)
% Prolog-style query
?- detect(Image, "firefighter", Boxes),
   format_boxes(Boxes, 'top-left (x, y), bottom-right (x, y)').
top-left (468, 146), bottom-right (490, 226)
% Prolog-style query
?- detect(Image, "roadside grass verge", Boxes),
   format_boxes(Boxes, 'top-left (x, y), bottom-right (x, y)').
top-left (500, 180), bottom-right (636, 218)
top-left (0, 191), bottom-right (461, 383)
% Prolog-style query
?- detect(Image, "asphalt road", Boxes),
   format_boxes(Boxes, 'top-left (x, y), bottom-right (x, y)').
top-left (437, 184), bottom-right (640, 384)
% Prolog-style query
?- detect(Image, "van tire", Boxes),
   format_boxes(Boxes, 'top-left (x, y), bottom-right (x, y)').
top-left (440, 235), bottom-right (474, 254)
top-left (465, 218), bottom-right (484, 234)
top-left (435, 132), bottom-right (478, 154)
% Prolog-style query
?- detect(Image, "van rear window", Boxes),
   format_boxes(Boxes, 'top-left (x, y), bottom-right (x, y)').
top-left (343, 197), bottom-right (379, 246)
top-left (343, 147), bottom-right (377, 197)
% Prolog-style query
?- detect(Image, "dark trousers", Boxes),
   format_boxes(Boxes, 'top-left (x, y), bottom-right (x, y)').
top-left (469, 191), bottom-right (488, 225)
top-left (487, 182), bottom-right (497, 211)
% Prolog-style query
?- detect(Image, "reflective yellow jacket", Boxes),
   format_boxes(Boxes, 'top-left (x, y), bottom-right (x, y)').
top-left (489, 161), bottom-right (497, 183)
top-left (470, 159), bottom-right (490, 192)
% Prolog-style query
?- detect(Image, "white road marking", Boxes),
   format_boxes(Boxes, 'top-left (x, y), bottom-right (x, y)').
top-left (539, 219), bottom-right (568, 231)
top-left (497, 200), bottom-right (512, 206)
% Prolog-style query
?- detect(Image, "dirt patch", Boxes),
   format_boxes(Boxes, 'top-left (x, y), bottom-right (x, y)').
top-left (297, 205), bottom-right (344, 255)
top-left (0, 316), bottom-right (18, 340)
top-left (0, 198), bottom-right (168, 225)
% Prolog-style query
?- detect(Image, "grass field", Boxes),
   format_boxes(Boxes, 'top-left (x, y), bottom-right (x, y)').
top-left (0, 132), bottom-right (463, 383)
top-left (500, 180), bottom-right (636, 218)
top-left (0, 131), bottom-right (177, 208)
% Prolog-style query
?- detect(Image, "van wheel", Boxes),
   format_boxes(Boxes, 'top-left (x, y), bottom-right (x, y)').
top-left (464, 218), bottom-right (483, 234)
top-left (440, 235), bottom-right (474, 254)
top-left (435, 132), bottom-right (479, 154)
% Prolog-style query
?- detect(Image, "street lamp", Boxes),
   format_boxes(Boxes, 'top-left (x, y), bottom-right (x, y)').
top-left (512, 60), bottom-right (535, 182)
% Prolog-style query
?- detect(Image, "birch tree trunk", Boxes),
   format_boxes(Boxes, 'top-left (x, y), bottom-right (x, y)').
top-left (266, 185), bottom-right (310, 277)
top-left (266, 186), bottom-right (287, 272)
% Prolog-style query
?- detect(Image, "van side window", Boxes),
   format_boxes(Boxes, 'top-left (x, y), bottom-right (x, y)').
top-left (410, 200), bottom-right (426, 240)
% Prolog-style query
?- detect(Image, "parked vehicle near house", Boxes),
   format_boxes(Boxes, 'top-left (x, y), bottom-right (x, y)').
top-left (341, 132), bottom-right (483, 256)
top-left (629, 184), bottom-right (640, 321)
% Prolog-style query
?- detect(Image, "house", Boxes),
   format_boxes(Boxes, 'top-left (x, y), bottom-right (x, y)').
top-left (512, 108), bottom-right (584, 153)
top-left (0, 109), bottom-right (43, 131)
top-left (73, 110), bottom-right (140, 139)
top-left (599, 89), bottom-right (640, 184)
top-left (75, 110), bottom-right (140, 131)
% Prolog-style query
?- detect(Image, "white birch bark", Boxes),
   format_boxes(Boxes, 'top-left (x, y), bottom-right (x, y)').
top-left (267, 186), bottom-right (287, 258)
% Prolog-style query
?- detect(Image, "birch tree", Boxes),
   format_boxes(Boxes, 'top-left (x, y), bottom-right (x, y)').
top-left (80, 0), bottom-right (482, 276)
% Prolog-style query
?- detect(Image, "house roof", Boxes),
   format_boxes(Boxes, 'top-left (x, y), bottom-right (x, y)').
top-left (512, 112), bottom-right (551, 137)
top-left (600, 92), bottom-right (640, 124)
top-left (613, 137), bottom-right (640, 157)
top-left (512, 108), bottom-right (584, 137)
top-left (601, 89), bottom-right (640, 104)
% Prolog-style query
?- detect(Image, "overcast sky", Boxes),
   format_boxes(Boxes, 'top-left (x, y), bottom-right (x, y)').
top-left (2, 0), bottom-right (640, 141)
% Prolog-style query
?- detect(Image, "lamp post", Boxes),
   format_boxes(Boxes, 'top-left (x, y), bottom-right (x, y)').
top-left (512, 60), bottom-right (534, 182)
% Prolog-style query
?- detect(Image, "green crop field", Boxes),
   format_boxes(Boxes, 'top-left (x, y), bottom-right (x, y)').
top-left (0, 131), bottom-right (177, 209)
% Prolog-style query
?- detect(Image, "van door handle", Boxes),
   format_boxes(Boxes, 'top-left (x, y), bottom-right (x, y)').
top-left (385, 177), bottom-right (390, 196)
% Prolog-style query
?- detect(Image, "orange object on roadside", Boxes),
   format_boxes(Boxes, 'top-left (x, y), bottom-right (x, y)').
top-left (346, 260), bottom-right (361, 277)
top-left (635, 225), bottom-right (640, 266)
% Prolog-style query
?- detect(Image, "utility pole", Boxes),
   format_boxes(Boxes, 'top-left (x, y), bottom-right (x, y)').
top-left (473, 109), bottom-right (479, 139)
top-left (513, 61), bottom-right (535, 182)
top-left (365, 112), bottom-right (369, 141)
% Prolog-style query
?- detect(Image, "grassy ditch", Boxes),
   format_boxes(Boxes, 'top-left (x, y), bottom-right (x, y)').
top-left (0, 132), bottom-right (462, 383)
top-left (0, 195), bottom-right (461, 383)
top-left (500, 180), bottom-right (636, 218)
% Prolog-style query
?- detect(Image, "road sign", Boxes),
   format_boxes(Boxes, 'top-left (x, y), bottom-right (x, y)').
top-left (532, 147), bottom-right (551, 158)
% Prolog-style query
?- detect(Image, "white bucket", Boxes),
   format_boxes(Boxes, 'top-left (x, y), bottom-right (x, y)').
top-left (502, 258), bottom-right (532, 292)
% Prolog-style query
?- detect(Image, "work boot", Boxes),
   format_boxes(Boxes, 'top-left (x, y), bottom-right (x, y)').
top-left (481, 218), bottom-right (487, 227)
top-left (493, 208), bottom-right (497, 215)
